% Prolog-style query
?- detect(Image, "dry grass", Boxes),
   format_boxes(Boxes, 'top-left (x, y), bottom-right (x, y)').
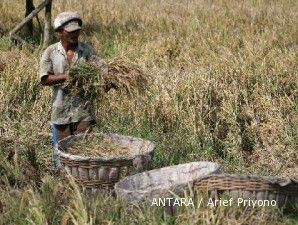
top-left (0, 0), bottom-right (297, 224)
top-left (106, 58), bottom-right (149, 95)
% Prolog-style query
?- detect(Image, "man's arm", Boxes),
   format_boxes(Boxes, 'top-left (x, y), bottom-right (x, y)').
top-left (40, 73), bottom-right (69, 86)
top-left (39, 46), bottom-right (69, 86)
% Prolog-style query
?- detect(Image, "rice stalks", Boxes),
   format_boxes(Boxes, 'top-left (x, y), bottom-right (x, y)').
top-left (68, 136), bottom-right (130, 157)
top-left (67, 63), bottom-right (102, 102)
top-left (66, 59), bottom-right (149, 102)
top-left (105, 59), bottom-right (149, 96)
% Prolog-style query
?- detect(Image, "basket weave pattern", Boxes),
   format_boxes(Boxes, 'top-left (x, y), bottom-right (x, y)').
top-left (60, 158), bottom-right (135, 190)
top-left (59, 133), bottom-right (155, 192)
top-left (194, 174), bottom-right (298, 206)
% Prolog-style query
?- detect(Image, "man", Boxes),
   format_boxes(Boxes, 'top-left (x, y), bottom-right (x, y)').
top-left (39, 11), bottom-right (108, 171)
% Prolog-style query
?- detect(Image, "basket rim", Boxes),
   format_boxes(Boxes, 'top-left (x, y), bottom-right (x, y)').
top-left (58, 132), bottom-right (155, 161)
top-left (194, 173), bottom-right (298, 187)
top-left (115, 161), bottom-right (222, 189)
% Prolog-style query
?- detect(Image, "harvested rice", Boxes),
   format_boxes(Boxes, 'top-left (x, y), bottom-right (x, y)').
top-left (65, 59), bottom-right (149, 100)
top-left (67, 63), bottom-right (102, 100)
top-left (68, 136), bottom-right (131, 157)
top-left (105, 59), bottom-right (149, 95)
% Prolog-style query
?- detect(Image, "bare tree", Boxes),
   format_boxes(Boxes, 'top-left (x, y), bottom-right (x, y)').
top-left (10, 0), bottom-right (51, 48)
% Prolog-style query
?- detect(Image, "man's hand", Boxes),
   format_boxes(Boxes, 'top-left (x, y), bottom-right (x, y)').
top-left (40, 73), bottom-right (69, 86)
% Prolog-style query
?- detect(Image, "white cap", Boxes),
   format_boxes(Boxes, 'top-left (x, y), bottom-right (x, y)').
top-left (54, 11), bottom-right (82, 32)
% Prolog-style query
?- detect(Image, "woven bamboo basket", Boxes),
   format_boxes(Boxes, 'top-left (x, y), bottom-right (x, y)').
top-left (193, 174), bottom-right (298, 208)
top-left (58, 133), bottom-right (155, 193)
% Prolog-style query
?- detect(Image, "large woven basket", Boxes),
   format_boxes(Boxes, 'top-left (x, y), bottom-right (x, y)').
top-left (194, 174), bottom-right (298, 208)
top-left (58, 133), bottom-right (155, 192)
top-left (115, 161), bottom-right (222, 204)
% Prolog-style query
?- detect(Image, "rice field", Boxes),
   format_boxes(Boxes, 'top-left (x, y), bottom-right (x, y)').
top-left (0, 0), bottom-right (297, 224)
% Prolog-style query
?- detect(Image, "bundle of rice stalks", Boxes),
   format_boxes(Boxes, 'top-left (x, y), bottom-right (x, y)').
top-left (68, 136), bottom-right (130, 157)
top-left (66, 59), bottom-right (149, 101)
top-left (104, 59), bottom-right (149, 95)
top-left (67, 63), bottom-right (102, 101)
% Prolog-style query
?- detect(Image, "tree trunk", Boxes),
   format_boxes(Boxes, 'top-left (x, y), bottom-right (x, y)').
top-left (25, 0), bottom-right (34, 37)
top-left (43, 0), bottom-right (52, 48)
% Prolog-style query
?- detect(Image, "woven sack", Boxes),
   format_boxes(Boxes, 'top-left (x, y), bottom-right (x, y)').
top-left (115, 161), bottom-right (222, 204)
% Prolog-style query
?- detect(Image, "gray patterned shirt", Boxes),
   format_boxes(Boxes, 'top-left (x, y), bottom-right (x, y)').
top-left (39, 41), bottom-right (107, 125)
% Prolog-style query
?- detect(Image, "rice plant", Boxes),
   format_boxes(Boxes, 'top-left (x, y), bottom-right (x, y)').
top-left (0, 0), bottom-right (297, 224)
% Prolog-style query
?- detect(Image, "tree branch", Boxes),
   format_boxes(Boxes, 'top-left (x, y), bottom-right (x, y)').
top-left (9, 0), bottom-right (50, 36)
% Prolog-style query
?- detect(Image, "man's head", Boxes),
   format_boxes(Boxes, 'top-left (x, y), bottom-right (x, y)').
top-left (54, 12), bottom-right (82, 44)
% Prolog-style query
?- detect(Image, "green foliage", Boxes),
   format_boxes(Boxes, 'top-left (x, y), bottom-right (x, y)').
top-left (67, 63), bottom-right (102, 101)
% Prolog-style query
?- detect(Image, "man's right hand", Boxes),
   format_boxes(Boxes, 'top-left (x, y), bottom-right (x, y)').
top-left (40, 73), bottom-right (69, 86)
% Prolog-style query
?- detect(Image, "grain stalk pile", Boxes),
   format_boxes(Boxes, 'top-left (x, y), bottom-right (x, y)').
top-left (106, 59), bottom-right (149, 95)
top-left (66, 59), bottom-right (148, 101)
top-left (67, 136), bottom-right (130, 157)
top-left (67, 63), bottom-right (102, 101)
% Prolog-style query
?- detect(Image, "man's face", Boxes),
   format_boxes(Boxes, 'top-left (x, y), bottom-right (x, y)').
top-left (59, 29), bottom-right (80, 44)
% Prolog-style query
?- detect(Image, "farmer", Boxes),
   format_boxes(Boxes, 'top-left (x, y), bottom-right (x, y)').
top-left (39, 11), bottom-right (108, 171)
